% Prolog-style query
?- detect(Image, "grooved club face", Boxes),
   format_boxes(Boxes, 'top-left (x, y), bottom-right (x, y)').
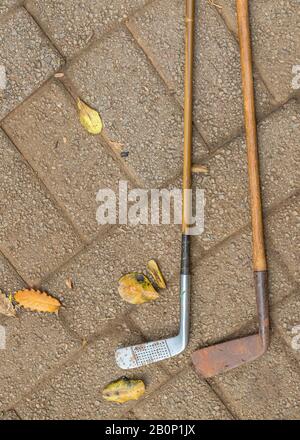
top-left (116, 340), bottom-right (171, 369)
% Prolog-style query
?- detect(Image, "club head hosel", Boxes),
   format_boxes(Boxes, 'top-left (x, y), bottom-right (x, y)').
top-left (254, 271), bottom-right (270, 352)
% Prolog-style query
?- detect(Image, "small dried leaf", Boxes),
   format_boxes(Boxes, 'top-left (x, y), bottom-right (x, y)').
top-left (0, 291), bottom-right (16, 317)
top-left (14, 289), bottom-right (61, 314)
top-left (77, 98), bottom-right (103, 135)
top-left (118, 273), bottom-right (159, 305)
top-left (192, 164), bottom-right (209, 174)
top-left (103, 378), bottom-right (145, 404)
top-left (65, 278), bottom-right (74, 289)
top-left (147, 260), bottom-right (166, 289)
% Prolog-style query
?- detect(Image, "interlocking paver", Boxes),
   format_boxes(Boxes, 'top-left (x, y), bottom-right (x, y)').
top-left (0, 410), bottom-right (20, 420)
top-left (15, 323), bottom-right (169, 420)
top-left (0, 1), bottom-right (21, 17)
top-left (266, 195), bottom-right (300, 283)
top-left (26, 0), bottom-right (150, 58)
top-left (216, 0), bottom-right (300, 103)
top-left (130, 229), bottom-right (295, 373)
top-left (3, 81), bottom-right (129, 240)
top-left (0, 311), bottom-right (80, 411)
top-left (42, 223), bottom-right (182, 338)
top-left (212, 335), bottom-right (300, 419)
top-left (133, 367), bottom-right (232, 420)
top-left (273, 293), bottom-right (300, 362)
top-left (67, 26), bottom-right (207, 188)
top-left (0, 7), bottom-right (63, 120)
top-left (194, 101), bottom-right (300, 250)
top-left (128, 0), bottom-right (273, 148)
top-left (0, 129), bottom-right (82, 285)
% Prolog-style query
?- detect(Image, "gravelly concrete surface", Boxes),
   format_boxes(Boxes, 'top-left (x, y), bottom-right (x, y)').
top-left (0, 0), bottom-right (299, 420)
top-left (0, 7), bottom-right (63, 119)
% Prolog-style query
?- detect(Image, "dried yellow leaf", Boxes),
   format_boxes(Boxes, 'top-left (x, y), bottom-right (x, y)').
top-left (147, 260), bottom-right (166, 289)
top-left (118, 273), bottom-right (159, 305)
top-left (14, 289), bottom-right (61, 314)
top-left (103, 378), bottom-right (145, 404)
top-left (0, 290), bottom-right (16, 317)
top-left (77, 98), bottom-right (103, 135)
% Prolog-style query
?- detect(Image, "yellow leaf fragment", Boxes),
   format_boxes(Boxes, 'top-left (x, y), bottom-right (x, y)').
top-left (0, 291), bottom-right (16, 317)
top-left (192, 164), bottom-right (209, 174)
top-left (118, 273), bottom-right (159, 305)
top-left (14, 289), bottom-right (61, 314)
top-left (147, 260), bottom-right (166, 289)
top-left (77, 98), bottom-right (103, 135)
top-left (103, 378), bottom-right (145, 404)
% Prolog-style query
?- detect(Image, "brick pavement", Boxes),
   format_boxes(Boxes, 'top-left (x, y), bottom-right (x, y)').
top-left (0, 0), bottom-right (299, 420)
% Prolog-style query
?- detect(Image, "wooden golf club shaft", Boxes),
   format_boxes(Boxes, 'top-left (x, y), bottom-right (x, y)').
top-left (180, 0), bottom-right (195, 275)
top-left (237, 0), bottom-right (269, 349)
top-left (237, 0), bottom-right (267, 273)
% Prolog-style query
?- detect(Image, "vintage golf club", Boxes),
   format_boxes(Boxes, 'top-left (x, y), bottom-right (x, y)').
top-left (115, 0), bottom-right (195, 369)
top-left (192, 0), bottom-right (270, 378)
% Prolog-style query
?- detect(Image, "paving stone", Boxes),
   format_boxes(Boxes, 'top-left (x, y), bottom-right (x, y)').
top-left (130, 229), bottom-right (295, 373)
top-left (0, 1), bottom-right (21, 17)
top-left (0, 8), bottom-right (63, 120)
top-left (67, 27), bottom-right (207, 188)
top-left (26, 0), bottom-right (150, 58)
top-left (128, 0), bottom-right (273, 148)
top-left (0, 309), bottom-right (80, 412)
top-left (212, 335), bottom-right (300, 419)
top-left (266, 196), bottom-right (300, 283)
top-left (3, 81), bottom-right (129, 241)
top-left (43, 223), bottom-right (183, 338)
top-left (216, 0), bottom-right (300, 102)
top-left (133, 367), bottom-right (232, 420)
top-left (0, 410), bottom-right (20, 420)
top-left (15, 323), bottom-right (169, 420)
top-left (0, 129), bottom-right (82, 285)
top-left (273, 293), bottom-right (300, 362)
top-left (194, 101), bottom-right (300, 250)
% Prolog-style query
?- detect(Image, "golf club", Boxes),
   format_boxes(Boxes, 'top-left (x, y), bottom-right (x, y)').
top-left (115, 0), bottom-right (195, 369)
top-left (191, 0), bottom-right (270, 378)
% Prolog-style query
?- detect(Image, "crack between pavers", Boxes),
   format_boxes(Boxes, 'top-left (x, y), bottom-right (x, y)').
top-left (24, 0), bottom-right (158, 65)
top-left (3, 344), bottom-right (85, 414)
top-left (1, 125), bottom-right (88, 247)
top-left (213, 1), bottom-right (300, 107)
top-left (180, 189), bottom-right (300, 272)
top-left (123, 362), bottom-right (238, 420)
top-left (125, 9), bottom-right (297, 153)
top-left (54, 74), bottom-right (147, 190)
top-left (23, 4), bottom-right (67, 65)
top-left (0, 249), bottom-right (29, 287)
